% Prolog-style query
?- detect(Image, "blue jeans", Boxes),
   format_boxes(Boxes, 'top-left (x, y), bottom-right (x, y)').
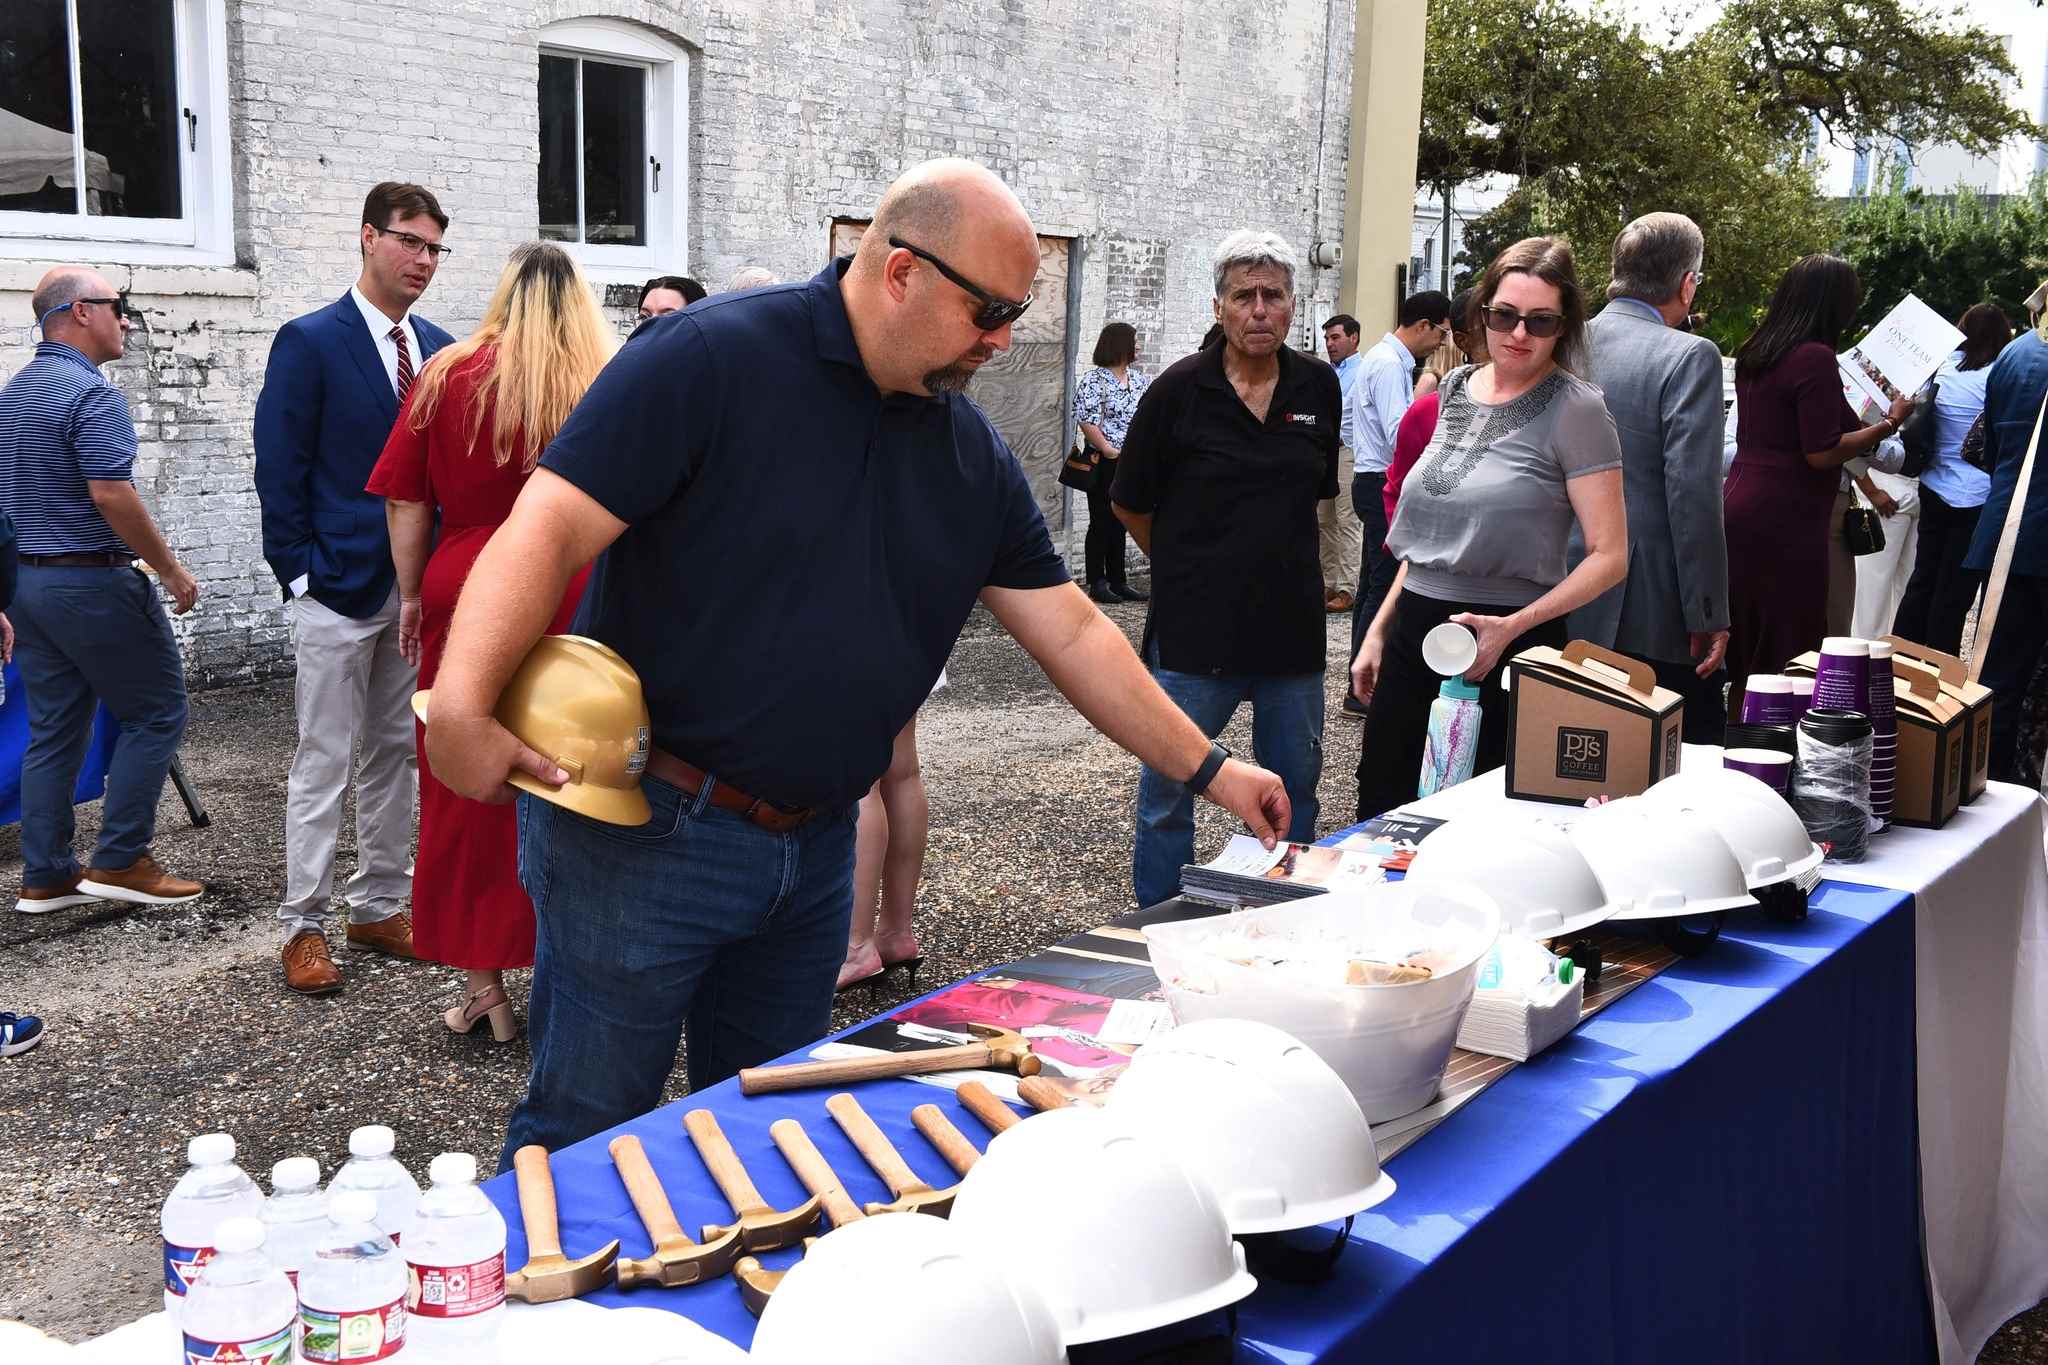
top-left (1132, 664), bottom-right (1324, 909)
top-left (10, 565), bottom-right (187, 887)
top-left (499, 779), bottom-right (858, 1168)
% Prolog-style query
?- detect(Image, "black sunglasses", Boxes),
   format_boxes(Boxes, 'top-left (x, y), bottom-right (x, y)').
top-left (37, 296), bottom-right (134, 330)
top-left (888, 235), bottom-right (1032, 331)
top-left (1481, 304), bottom-right (1565, 339)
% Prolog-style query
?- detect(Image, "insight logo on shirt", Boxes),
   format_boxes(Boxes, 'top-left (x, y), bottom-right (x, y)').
top-left (1284, 413), bottom-right (1318, 426)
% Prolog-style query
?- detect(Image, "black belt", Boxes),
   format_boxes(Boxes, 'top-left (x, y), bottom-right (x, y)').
top-left (20, 552), bottom-right (132, 568)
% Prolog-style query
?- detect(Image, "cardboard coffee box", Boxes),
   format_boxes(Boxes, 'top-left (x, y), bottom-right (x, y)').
top-left (1882, 636), bottom-right (1993, 803)
top-left (1891, 657), bottom-right (1965, 829)
top-left (1505, 641), bottom-right (1684, 804)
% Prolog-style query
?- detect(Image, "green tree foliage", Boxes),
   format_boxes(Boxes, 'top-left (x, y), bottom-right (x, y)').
top-left (1834, 181), bottom-right (2048, 330)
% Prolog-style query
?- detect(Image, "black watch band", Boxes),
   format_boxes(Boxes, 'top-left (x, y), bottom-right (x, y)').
top-left (1187, 741), bottom-right (1231, 796)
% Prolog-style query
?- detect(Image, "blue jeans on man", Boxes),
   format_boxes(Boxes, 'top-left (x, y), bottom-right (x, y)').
top-left (1131, 658), bottom-right (1324, 909)
top-left (10, 565), bottom-right (186, 887)
top-left (500, 779), bottom-right (858, 1166)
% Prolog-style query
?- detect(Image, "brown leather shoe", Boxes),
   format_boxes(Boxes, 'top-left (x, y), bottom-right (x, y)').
top-left (283, 930), bottom-right (343, 995)
top-left (15, 873), bottom-right (106, 915)
top-left (79, 853), bottom-right (202, 905)
top-left (346, 911), bottom-right (417, 960)
top-left (1325, 590), bottom-right (1355, 613)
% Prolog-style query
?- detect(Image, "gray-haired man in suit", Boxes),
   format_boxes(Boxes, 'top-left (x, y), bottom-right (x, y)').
top-left (1568, 212), bottom-right (1730, 742)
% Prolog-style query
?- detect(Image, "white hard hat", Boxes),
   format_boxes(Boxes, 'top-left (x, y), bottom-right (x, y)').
top-left (1566, 799), bottom-right (1758, 918)
top-left (949, 1106), bottom-right (1256, 1345)
top-left (1106, 1018), bottom-right (1395, 1234)
top-left (1640, 767), bottom-right (1823, 888)
top-left (1401, 811), bottom-right (1616, 937)
top-left (750, 1213), bottom-right (1065, 1365)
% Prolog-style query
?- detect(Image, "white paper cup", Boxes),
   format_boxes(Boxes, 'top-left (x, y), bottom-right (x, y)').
top-left (1422, 622), bottom-right (1478, 677)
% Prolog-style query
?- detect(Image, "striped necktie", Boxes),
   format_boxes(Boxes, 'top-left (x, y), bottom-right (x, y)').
top-left (390, 324), bottom-right (414, 403)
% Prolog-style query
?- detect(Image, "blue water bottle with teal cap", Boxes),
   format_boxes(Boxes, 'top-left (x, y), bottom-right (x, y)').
top-left (1418, 676), bottom-right (1483, 798)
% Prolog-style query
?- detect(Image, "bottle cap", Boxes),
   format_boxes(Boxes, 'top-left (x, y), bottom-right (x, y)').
top-left (348, 1124), bottom-right (396, 1158)
top-left (271, 1157), bottom-right (320, 1192)
top-left (215, 1217), bottom-right (265, 1255)
top-left (1438, 677), bottom-right (1481, 701)
top-left (188, 1133), bottom-right (236, 1166)
top-left (329, 1191), bottom-right (378, 1226)
top-left (429, 1153), bottom-right (477, 1187)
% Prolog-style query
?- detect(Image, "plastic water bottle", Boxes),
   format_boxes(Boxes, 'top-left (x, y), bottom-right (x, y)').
top-left (298, 1190), bottom-right (410, 1363)
top-left (401, 1152), bottom-right (508, 1350)
top-left (178, 1216), bottom-right (295, 1365)
top-left (161, 1132), bottom-right (263, 1315)
top-left (329, 1125), bottom-right (421, 1243)
top-left (1418, 677), bottom-right (1483, 798)
top-left (260, 1156), bottom-right (327, 1291)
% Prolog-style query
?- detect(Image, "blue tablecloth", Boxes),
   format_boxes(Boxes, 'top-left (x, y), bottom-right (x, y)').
top-left (481, 878), bottom-right (1930, 1361)
top-left (0, 659), bottom-right (120, 827)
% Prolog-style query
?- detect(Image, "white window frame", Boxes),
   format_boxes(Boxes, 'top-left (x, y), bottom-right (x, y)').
top-left (538, 18), bottom-right (689, 281)
top-left (0, 0), bottom-right (234, 266)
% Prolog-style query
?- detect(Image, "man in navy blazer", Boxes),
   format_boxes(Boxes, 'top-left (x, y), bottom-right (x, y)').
top-left (254, 182), bottom-right (454, 995)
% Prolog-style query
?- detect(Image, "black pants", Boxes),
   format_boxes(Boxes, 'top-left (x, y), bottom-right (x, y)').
top-left (1355, 590), bottom-right (1568, 820)
top-left (1892, 486), bottom-right (1985, 657)
top-left (1084, 479), bottom-right (1128, 588)
top-left (1636, 651), bottom-right (1728, 746)
top-left (1979, 572), bottom-right (2048, 783)
top-left (1349, 472), bottom-right (1398, 673)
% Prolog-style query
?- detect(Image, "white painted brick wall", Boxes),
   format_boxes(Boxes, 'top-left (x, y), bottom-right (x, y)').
top-left (0, 0), bottom-right (1356, 687)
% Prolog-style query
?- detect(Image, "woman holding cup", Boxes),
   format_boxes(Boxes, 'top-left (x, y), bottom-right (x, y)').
top-left (1351, 238), bottom-right (1629, 819)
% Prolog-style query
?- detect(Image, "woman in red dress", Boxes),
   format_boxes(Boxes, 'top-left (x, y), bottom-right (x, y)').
top-left (366, 242), bottom-right (615, 1040)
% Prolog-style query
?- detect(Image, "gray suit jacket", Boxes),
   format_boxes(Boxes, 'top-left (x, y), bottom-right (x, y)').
top-left (1568, 299), bottom-right (1730, 664)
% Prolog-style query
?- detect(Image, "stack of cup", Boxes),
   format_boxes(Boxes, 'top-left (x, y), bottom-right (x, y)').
top-left (1724, 722), bottom-right (1797, 756)
top-left (1723, 747), bottom-right (1793, 793)
top-left (1788, 675), bottom-right (1816, 715)
top-left (1811, 638), bottom-right (1871, 714)
top-left (1739, 675), bottom-right (1800, 726)
top-left (1866, 640), bottom-right (1897, 826)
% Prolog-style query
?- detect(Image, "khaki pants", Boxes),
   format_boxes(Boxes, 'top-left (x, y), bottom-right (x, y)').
top-left (278, 586), bottom-right (417, 938)
top-left (1827, 486), bottom-right (1857, 639)
top-left (1319, 446), bottom-right (1363, 596)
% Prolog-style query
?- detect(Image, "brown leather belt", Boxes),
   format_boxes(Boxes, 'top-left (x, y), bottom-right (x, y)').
top-left (645, 748), bottom-right (817, 834)
top-left (20, 552), bottom-right (132, 567)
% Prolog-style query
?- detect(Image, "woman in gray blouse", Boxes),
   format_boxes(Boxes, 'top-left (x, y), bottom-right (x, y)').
top-left (1350, 237), bottom-right (1630, 819)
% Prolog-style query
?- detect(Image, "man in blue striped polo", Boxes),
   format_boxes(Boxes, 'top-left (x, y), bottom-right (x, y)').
top-left (0, 267), bottom-right (204, 913)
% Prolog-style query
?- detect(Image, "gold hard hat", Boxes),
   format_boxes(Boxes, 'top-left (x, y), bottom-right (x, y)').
top-left (413, 635), bottom-right (652, 826)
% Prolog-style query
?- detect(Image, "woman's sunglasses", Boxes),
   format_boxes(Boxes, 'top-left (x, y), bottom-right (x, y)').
top-left (1481, 305), bottom-right (1565, 339)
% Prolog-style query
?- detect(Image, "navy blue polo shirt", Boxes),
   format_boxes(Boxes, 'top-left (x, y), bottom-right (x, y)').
top-left (0, 341), bottom-right (137, 555)
top-left (541, 258), bottom-right (1069, 810)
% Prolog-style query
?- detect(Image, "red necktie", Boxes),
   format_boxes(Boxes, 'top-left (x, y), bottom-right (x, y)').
top-left (390, 324), bottom-right (413, 403)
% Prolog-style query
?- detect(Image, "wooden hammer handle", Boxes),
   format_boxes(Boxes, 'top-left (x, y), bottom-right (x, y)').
top-left (911, 1104), bottom-right (981, 1177)
top-left (512, 1145), bottom-right (564, 1261)
top-left (683, 1109), bottom-right (768, 1215)
top-left (738, 1042), bottom-right (995, 1094)
top-left (608, 1135), bottom-right (689, 1246)
top-left (825, 1092), bottom-right (925, 1197)
top-left (1016, 1076), bottom-right (1071, 1113)
top-left (955, 1080), bottom-right (1022, 1135)
top-left (769, 1119), bottom-right (865, 1228)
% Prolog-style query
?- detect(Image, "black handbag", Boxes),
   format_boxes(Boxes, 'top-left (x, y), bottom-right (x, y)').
top-left (1959, 410), bottom-right (1991, 472)
top-left (1058, 435), bottom-right (1099, 493)
top-left (1843, 501), bottom-right (1887, 556)
top-left (1898, 381), bottom-right (1938, 477)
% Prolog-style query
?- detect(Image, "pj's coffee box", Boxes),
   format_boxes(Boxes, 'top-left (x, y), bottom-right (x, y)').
top-left (1890, 657), bottom-right (1966, 829)
top-left (1505, 641), bottom-right (1684, 804)
top-left (1882, 636), bottom-right (1992, 803)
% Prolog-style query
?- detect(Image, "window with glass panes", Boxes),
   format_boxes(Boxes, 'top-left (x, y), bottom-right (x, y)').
top-left (539, 51), bottom-right (649, 247)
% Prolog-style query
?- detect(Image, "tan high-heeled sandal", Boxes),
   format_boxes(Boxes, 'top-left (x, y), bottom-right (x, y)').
top-left (444, 985), bottom-right (518, 1043)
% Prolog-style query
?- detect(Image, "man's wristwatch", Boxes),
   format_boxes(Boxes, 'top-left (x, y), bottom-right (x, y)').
top-left (1187, 741), bottom-right (1231, 796)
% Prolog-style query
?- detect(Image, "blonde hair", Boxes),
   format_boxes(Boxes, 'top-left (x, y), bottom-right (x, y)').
top-left (407, 242), bottom-right (615, 468)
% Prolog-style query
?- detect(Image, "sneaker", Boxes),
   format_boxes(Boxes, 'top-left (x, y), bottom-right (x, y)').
top-left (78, 853), bottom-right (202, 906)
top-left (16, 874), bottom-right (105, 915)
top-left (1, 1012), bottom-right (46, 1058)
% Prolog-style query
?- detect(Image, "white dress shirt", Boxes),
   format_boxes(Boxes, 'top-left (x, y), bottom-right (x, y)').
top-left (1348, 332), bottom-right (1418, 475)
top-left (349, 284), bottom-right (421, 399)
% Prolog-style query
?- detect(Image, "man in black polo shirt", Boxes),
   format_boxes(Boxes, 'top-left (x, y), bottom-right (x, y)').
top-left (1112, 230), bottom-right (1339, 908)
top-left (426, 159), bottom-right (1291, 1160)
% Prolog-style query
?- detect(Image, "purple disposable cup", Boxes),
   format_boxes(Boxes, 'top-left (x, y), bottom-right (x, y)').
top-left (1741, 675), bottom-right (1799, 726)
top-left (1866, 641), bottom-right (1897, 823)
top-left (1789, 676), bottom-right (1816, 714)
top-left (1813, 637), bottom-right (1872, 714)
top-left (1724, 747), bottom-right (1793, 793)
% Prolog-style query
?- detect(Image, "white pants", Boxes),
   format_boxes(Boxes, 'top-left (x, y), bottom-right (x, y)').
top-left (278, 587), bottom-right (417, 937)
top-left (1852, 475), bottom-right (1922, 641)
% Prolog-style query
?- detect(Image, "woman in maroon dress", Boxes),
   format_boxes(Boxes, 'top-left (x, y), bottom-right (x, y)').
top-left (367, 242), bottom-right (614, 1040)
top-left (1724, 255), bottom-right (1913, 711)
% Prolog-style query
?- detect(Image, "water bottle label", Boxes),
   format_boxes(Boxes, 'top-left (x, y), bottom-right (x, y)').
top-left (163, 1241), bottom-right (213, 1297)
top-left (300, 1294), bottom-right (407, 1362)
top-left (182, 1324), bottom-right (292, 1365)
top-left (408, 1252), bottom-right (506, 1318)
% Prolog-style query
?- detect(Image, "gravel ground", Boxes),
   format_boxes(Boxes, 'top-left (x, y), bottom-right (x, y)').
top-left (1, 598), bottom-right (2041, 1356)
